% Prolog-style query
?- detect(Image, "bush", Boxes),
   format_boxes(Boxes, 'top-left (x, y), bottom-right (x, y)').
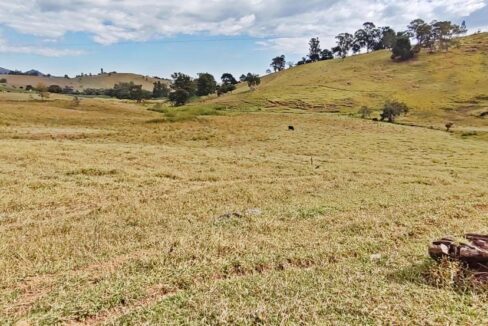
top-left (47, 85), bottom-right (63, 93)
top-left (391, 37), bottom-right (414, 61)
top-left (169, 89), bottom-right (190, 106)
top-left (217, 84), bottom-right (236, 96)
top-left (0, 78), bottom-right (6, 83)
top-left (358, 106), bottom-right (372, 118)
top-left (380, 100), bottom-right (410, 122)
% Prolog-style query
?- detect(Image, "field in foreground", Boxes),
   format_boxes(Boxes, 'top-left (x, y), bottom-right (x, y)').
top-left (1, 94), bottom-right (488, 324)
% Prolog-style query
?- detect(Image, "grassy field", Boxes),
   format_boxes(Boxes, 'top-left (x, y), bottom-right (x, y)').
top-left (1, 91), bottom-right (487, 324)
top-left (206, 33), bottom-right (488, 138)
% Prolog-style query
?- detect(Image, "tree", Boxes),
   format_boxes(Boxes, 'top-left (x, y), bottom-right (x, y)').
top-left (239, 74), bottom-right (247, 83)
top-left (152, 81), bottom-right (169, 98)
top-left (196, 73), bottom-right (217, 96)
top-left (169, 89), bottom-right (190, 106)
top-left (129, 84), bottom-right (144, 103)
top-left (171, 72), bottom-right (195, 96)
top-left (320, 49), bottom-right (334, 60)
top-left (308, 37), bottom-right (321, 62)
top-left (244, 73), bottom-right (261, 90)
top-left (111, 82), bottom-right (150, 102)
top-left (407, 19), bottom-right (433, 49)
top-left (380, 100), bottom-right (410, 122)
top-left (334, 33), bottom-right (354, 58)
top-left (270, 55), bottom-right (286, 72)
top-left (391, 35), bottom-right (414, 61)
top-left (381, 27), bottom-right (397, 49)
top-left (352, 42), bottom-right (362, 55)
top-left (36, 83), bottom-right (49, 101)
top-left (47, 85), bottom-right (63, 93)
top-left (354, 22), bottom-right (382, 53)
top-left (221, 73), bottom-right (238, 86)
top-left (216, 84), bottom-right (236, 96)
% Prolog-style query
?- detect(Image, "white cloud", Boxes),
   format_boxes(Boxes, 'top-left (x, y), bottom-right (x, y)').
top-left (0, 37), bottom-right (84, 57)
top-left (0, 0), bottom-right (485, 55)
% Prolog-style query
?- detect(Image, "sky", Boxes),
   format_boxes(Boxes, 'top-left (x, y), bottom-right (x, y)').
top-left (0, 0), bottom-right (486, 79)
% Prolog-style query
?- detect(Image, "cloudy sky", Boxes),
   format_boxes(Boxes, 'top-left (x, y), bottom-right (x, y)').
top-left (0, 0), bottom-right (486, 78)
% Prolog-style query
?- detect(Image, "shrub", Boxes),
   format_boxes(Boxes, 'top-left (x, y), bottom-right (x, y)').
top-left (358, 106), bottom-right (372, 118)
top-left (380, 100), bottom-right (410, 122)
top-left (169, 89), bottom-right (190, 106)
top-left (0, 78), bottom-right (6, 83)
top-left (47, 85), bottom-right (63, 93)
top-left (71, 96), bottom-right (81, 108)
top-left (391, 37), bottom-right (414, 61)
top-left (36, 83), bottom-right (50, 101)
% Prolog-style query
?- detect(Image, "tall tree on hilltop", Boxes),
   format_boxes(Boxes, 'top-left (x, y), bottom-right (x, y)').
top-left (221, 73), bottom-right (238, 85)
top-left (171, 72), bottom-right (196, 96)
top-left (320, 49), bottom-right (334, 60)
top-left (270, 55), bottom-right (286, 72)
top-left (334, 33), bottom-right (354, 58)
top-left (391, 34), bottom-right (414, 61)
top-left (381, 27), bottom-right (397, 49)
top-left (407, 19), bottom-right (432, 47)
top-left (244, 73), bottom-right (261, 90)
top-left (308, 37), bottom-right (321, 62)
top-left (196, 73), bottom-right (217, 96)
top-left (431, 20), bottom-right (460, 52)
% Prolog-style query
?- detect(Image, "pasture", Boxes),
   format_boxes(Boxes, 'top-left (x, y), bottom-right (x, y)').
top-left (1, 93), bottom-right (487, 324)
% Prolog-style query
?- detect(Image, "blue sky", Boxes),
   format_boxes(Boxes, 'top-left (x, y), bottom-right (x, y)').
top-left (0, 1), bottom-right (486, 79)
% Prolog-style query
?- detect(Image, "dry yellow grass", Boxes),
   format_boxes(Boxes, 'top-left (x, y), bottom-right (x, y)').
top-left (0, 89), bottom-right (487, 324)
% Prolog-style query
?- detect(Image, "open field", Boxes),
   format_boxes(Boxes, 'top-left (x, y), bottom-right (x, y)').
top-left (207, 33), bottom-right (488, 137)
top-left (1, 94), bottom-right (488, 324)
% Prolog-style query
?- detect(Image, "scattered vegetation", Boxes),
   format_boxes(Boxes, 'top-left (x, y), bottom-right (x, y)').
top-left (380, 100), bottom-right (410, 123)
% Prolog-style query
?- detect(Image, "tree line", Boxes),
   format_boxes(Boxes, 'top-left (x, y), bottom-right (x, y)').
top-left (36, 71), bottom-right (261, 106)
top-left (167, 72), bottom-right (261, 106)
top-left (269, 18), bottom-right (468, 71)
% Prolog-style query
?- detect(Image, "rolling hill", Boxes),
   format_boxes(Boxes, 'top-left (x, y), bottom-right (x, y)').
top-left (0, 72), bottom-right (167, 91)
top-left (209, 33), bottom-right (488, 132)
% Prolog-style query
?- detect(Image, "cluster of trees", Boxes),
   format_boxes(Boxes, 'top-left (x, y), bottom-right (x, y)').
top-left (274, 18), bottom-right (467, 67)
top-left (399, 19), bottom-right (467, 57)
top-left (32, 70), bottom-right (260, 106)
top-left (168, 72), bottom-right (261, 106)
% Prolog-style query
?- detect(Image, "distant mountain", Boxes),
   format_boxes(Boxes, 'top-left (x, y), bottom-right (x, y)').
top-left (0, 67), bottom-right (11, 74)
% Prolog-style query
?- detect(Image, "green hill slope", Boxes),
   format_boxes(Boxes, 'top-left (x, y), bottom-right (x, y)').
top-left (210, 33), bottom-right (488, 132)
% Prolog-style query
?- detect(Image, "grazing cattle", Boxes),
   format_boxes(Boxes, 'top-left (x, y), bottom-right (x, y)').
top-left (288, 125), bottom-right (295, 131)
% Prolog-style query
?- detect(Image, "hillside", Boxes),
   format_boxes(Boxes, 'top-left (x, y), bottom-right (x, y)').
top-left (0, 73), bottom-right (167, 91)
top-left (210, 33), bottom-right (488, 132)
